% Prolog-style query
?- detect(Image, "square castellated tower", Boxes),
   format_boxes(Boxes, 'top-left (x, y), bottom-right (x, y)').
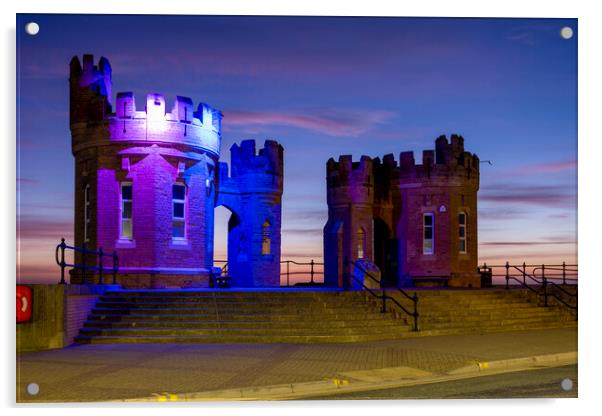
top-left (324, 135), bottom-right (480, 288)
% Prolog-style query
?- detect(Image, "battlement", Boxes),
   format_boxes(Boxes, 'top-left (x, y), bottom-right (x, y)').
top-left (70, 55), bottom-right (223, 158)
top-left (327, 135), bottom-right (480, 191)
top-left (229, 139), bottom-right (283, 177)
top-left (217, 139), bottom-right (284, 196)
top-left (397, 134), bottom-right (479, 180)
top-left (69, 54), bottom-right (112, 100)
top-left (113, 92), bottom-right (222, 130)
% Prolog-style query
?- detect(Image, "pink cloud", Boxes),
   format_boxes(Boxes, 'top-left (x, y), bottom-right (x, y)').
top-left (509, 159), bottom-right (577, 176)
top-left (17, 216), bottom-right (72, 240)
top-left (223, 109), bottom-right (396, 137)
top-left (480, 183), bottom-right (575, 208)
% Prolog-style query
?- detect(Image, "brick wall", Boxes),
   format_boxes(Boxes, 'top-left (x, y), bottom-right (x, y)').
top-left (64, 295), bottom-right (99, 345)
top-left (325, 135), bottom-right (480, 288)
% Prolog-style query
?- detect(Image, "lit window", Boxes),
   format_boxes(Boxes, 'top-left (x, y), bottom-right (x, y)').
top-left (262, 221), bottom-right (271, 255)
top-left (84, 184), bottom-right (91, 242)
top-left (120, 183), bottom-right (133, 240)
top-left (172, 184), bottom-right (186, 239)
top-left (357, 227), bottom-right (365, 259)
top-left (459, 212), bottom-right (467, 253)
top-left (423, 213), bottom-right (434, 255)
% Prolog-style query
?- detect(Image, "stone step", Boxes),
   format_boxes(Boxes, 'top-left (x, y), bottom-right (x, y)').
top-left (420, 315), bottom-right (567, 330)
top-left (99, 295), bottom-right (357, 303)
top-left (89, 306), bottom-right (381, 316)
top-left (74, 332), bottom-right (410, 344)
top-left (78, 324), bottom-right (410, 337)
top-left (74, 288), bottom-right (575, 344)
top-left (414, 321), bottom-right (577, 337)
top-left (87, 311), bottom-right (391, 322)
top-left (94, 300), bottom-right (371, 309)
top-left (83, 318), bottom-right (402, 330)
top-left (422, 305), bottom-right (563, 316)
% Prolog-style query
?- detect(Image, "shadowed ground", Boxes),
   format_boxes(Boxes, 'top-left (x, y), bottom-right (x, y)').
top-left (16, 327), bottom-right (576, 402)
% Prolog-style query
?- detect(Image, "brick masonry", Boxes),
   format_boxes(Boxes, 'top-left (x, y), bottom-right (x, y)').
top-left (69, 55), bottom-right (283, 288)
top-left (324, 135), bottom-right (480, 288)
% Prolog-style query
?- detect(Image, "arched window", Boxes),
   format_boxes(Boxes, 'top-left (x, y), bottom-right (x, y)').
top-left (459, 212), bottom-right (467, 253)
top-left (262, 221), bottom-right (271, 256)
top-left (357, 227), bottom-right (365, 259)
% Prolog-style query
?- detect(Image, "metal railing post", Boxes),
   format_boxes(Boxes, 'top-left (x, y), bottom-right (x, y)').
top-left (310, 259), bottom-right (315, 285)
top-left (98, 247), bottom-right (103, 284)
top-left (412, 293), bottom-right (419, 331)
top-left (562, 261), bottom-right (566, 285)
top-left (112, 251), bottom-right (118, 284)
top-left (543, 277), bottom-right (548, 307)
top-left (505, 261), bottom-right (510, 289)
top-left (522, 262), bottom-right (526, 285)
top-left (58, 238), bottom-right (66, 285)
top-left (343, 256), bottom-right (349, 290)
top-left (287, 261), bottom-right (290, 287)
top-left (82, 241), bottom-right (87, 283)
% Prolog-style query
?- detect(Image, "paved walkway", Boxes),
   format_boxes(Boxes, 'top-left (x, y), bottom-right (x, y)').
top-left (16, 327), bottom-right (577, 402)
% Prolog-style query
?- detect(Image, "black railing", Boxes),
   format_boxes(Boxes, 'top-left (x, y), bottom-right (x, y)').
top-left (281, 259), bottom-right (324, 287)
top-left (55, 238), bottom-right (119, 285)
top-left (345, 258), bottom-right (419, 332)
top-left (478, 262), bottom-right (577, 313)
top-left (212, 259), bottom-right (324, 286)
top-left (214, 260), bottom-right (228, 276)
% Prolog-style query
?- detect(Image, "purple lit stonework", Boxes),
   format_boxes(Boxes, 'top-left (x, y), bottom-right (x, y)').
top-left (69, 55), bottom-right (283, 288)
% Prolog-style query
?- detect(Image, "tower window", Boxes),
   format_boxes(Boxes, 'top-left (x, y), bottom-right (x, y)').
top-left (459, 212), bottom-right (467, 253)
top-left (357, 227), bottom-right (365, 259)
top-left (423, 213), bottom-right (434, 255)
top-left (120, 183), bottom-right (133, 240)
top-left (262, 220), bottom-right (271, 256)
top-left (172, 184), bottom-right (186, 239)
top-left (84, 184), bottom-right (91, 243)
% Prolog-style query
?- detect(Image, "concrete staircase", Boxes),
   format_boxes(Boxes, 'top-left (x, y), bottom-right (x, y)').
top-left (386, 288), bottom-right (576, 336)
top-left (74, 288), bottom-right (576, 344)
top-left (74, 290), bottom-right (413, 344)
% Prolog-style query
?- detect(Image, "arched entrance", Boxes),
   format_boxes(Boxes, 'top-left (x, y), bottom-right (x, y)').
top-left (214, 204), bottom-right (242, 283)
top-left (373, 217), bottom-right (397, 287)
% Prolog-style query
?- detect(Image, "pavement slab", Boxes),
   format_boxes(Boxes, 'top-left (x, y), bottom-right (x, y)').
top-left (16, 327), bottom-right (577, 403)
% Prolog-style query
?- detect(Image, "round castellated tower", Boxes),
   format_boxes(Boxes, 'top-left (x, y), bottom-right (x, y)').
top-left (69, 54), bottom-right (223, 288)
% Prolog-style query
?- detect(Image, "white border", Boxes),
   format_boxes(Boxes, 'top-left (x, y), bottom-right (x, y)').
top-left (4, 1), bottom-right (601, 415)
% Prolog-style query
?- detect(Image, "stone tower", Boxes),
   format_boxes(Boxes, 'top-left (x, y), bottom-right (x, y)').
top-left (216, 140), bottom-right (284, 287)
top-left (69, 54), bottom-right (283, 288)
top-left (324, 135), bottom-right (480, 288)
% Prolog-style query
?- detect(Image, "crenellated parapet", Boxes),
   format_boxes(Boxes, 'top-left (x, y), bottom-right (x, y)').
top-left (326, 155), bottom-right (375, 206)
top-left (70, 55), bottom-right (223, 158)
top-left (397, 134), bottom-right (480, 189)
top-left (218, 139), bottom-right (283, 196)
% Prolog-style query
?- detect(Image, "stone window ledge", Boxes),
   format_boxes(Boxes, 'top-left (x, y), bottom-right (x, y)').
top-left (170, 239), bottom-right (191, 250)
top-left (115, 239), bottom-right (136, 249)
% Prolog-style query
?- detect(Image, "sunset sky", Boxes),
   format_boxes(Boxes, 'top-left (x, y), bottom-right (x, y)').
top-left (16, 14), bottom-right (577, 283)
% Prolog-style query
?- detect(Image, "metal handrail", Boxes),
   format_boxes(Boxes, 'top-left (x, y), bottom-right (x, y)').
top-left (55, 238), bottom-right (119, 285)
top-left (281, 259), bottom-right (324, 287)
top-left (346, 258), bottom-right (419, 331)
top-left (480, 261), bottom-right (577, 313)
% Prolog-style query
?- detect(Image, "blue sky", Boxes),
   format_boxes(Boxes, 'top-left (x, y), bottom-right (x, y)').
top-left (16, 14), bottom-right (577, 282)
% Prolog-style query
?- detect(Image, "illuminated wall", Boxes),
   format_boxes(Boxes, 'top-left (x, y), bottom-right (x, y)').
top-left (69, 54), bottom-right (282, 288)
